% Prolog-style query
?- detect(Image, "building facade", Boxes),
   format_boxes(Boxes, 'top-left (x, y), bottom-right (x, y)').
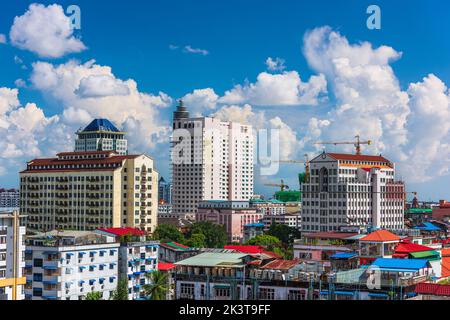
top-left (0, 211), bottom-right (26, 300)
top-left (171, 101), bottom-right (254, 220)
top-left (263, 213), bottom-right (301, 231)
top-left (20, 151), bottom-right (158, 233)
top-left (158, 177), bottom-right (172, 204)
top-left (0, 189), bottom-right (20, 210)
top-left (75, 119), bottom-right (128, 155)
top-left (196, 200), bottom-right (262, 243)
top-left (301, 153), bottom-right (405, 233)
top-left (96, 228), bottom-right (159, 300)
top-left (24, 231), bottom-right (120, 300)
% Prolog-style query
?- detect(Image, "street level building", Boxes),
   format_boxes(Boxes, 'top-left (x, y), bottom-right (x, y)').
top-left (196, 200), bottom-right (262, 243)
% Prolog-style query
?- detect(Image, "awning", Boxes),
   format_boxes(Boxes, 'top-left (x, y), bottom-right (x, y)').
top-left (109, 277), bottom-right (116, 280)
top-left (213, 284), bottom-right (230, 289)
top-left (99, 250), bottom-right (107, 253)
top-left (330, 252), bottom-right (358, 259)
top-left (43, 296), bottom-right (57, 300)
top-left (66, 253), bottom-right (74, 257)
top-left (334, 291), bottom-right (354, 296)
top-left (133, 272), bottom-right (142, 276)
top-left (25, 249), bottom-right (32, 254)
top-left (43, 280), bottom-right (58, 285)
top-left (146, 257), bottom-right (156, 261)
top-left (368, 293), bottom-right (389, 298)
top-left (78, 252), bottom-right (86, 256)
top-left (43, 265), bottom-right (57, 270)
top-left (79, 266), bottom-right (86, 269)
top-left (25, 265), bottom-right (32, 269)
top-left (79, 280), bottom-right (85, 285)
top-left (99, 264), bottom-right (107, 267)
top-left (410, 250), bottom-right (440, 260)
top-left (320, 291), bottom-right (329, 295)
top-left (89, 279), bottom-right (96, 284)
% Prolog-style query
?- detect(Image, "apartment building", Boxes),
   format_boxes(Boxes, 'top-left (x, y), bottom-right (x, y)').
top-left (20, 151), bottom-right (158, 233)
top-left (75, 119), bottom-right (128, 155)
top-left (0, 189), bottom-right (20, 210)
top-left (0, 211), bottom-right (26, 300)
top-left (24, 231), bottom-right (120, 300)
top-left (171, 101), bottom-right (254, 220)
top-left (250, 199), bottom-right (286, 216)
top-left (96, 227), bottom-right (159, 300)
top-left (196, 200), bottom-right (262, 243)
top-left (301, 152), bottom-right (405, 232)
top-left (263, 213), bottom-right (301, 231)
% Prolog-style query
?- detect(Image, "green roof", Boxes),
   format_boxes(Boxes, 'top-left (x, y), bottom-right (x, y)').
top-left (407, 208), bottom-right (432, 214)
top-left (175, 252), bottom-right (248, 267)
top-left (410, 250), bottom-right (440, 261)
top-left (163, 242), bottom-right (191, 251)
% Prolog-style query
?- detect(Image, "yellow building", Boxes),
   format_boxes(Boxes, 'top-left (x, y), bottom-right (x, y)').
top-left (20, 151), bottom-right (158, 234)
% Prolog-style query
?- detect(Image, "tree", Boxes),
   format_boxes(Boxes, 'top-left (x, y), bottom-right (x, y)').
top-left (266, 223), bottom-right (301, 246)
top-left (187, 221), bottom-right (228, 248)
top-left (85, 291), bottom-right (103, 300)
top-left (143, 271), bottom-right (169, 300)
top-left (247, 234), bottom-right (281, 249)
top-left (185, 233), bottom-right (206, 248)
top-left (153, 224), bottom-right (185, 243)
top-left (111, 277), bottom-right (129, 300)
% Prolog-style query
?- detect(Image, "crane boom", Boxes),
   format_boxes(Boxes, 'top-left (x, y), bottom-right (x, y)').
top-left (315, 135), bottom-right (372, 155)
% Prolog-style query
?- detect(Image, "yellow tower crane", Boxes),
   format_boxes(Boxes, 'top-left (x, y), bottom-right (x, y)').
top-left (315, 135), bottom-right (372, 155)
top-left (275, 154), bottom-right (310, 183)
top-left (264, 179), bottom-right (290, 192)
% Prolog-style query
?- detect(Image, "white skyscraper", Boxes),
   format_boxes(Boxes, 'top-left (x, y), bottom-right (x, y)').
top-left (301, 152), bottom-right (405, 232)
top-left (171, 101), bottom-right (254, 220)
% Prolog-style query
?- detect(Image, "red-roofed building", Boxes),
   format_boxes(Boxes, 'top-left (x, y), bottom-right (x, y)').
top-left (359, 230), bottom-right (401, 265)
top-left (224, 245), bottom-right (281, 259)
top-left (20, 147), bottom-right (159, 234)
top-left (259, 259), bottom-right (300, 271)
top-left (414, 283), bottom-right (450, 300)
top-left (442, 248), bottom-right (450, 278)
top-left (302, 152), bottom-right (404, 233)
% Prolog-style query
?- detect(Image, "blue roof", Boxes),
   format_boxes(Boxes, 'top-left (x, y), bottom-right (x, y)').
top-left (330, 252), bottom-right (358, 259)
top-left (371, 258), bottom-right (431, 271)
top-left (244, 222), bottom-right (265, 228)
top-left (82, 119), bottom-right (121, 133)
top-left (413, 222), bottom-right (441, 232)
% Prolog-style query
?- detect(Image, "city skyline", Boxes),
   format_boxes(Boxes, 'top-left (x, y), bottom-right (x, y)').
top-left (0, 1), bottom-right (449, 201)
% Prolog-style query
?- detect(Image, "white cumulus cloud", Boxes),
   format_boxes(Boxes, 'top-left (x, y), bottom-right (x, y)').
top-left (9, 3), bottom-right (86, 58)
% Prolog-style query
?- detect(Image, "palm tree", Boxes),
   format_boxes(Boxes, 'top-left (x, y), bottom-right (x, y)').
top-left (85, 291), bottom-right (103, 300)
top-left (143, 271), bottom-right (168, 300)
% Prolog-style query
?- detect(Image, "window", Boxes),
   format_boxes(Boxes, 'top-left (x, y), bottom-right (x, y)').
top-left (259, 288), bottom-right (275, 300)
top-left (33, 258), bottom-right (43, 268)
top-left (33, 288), bottom-right (43, 297)
top-left (33, 273), bottom-right (43, 282)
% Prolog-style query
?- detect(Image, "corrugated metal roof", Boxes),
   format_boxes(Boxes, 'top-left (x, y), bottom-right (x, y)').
top-left (175, 252), bottom-right (249, 267)
top-left (372, 258), bottom-right (431, 271)
top-left (360, 230), bottom-right (401, 242)
top-left (415, 283), bottom-right (450, 296)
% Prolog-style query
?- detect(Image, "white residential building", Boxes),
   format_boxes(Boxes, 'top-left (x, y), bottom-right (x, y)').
top-left (171, 101), bottom-right (254, 220)
top-left (301, 153), bottom-right (405, 232)
top-left (24, 231), bottom-right (120, 300)
top-left (96, 227), bottom-right (159, 300)
top-left (0, 189), bottom-right (20, 210)
top-left (0, 211), bottom-right (26, 300)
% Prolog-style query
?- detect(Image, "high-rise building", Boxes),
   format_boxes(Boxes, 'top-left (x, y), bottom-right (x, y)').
top-left (0, 189), bottom-right (20, 210)
top-left (20, 151), bottom-right (158, 233)
top-left (0, 211), bottom-right (26, 300)
top-left (301, 152), bottom-right (405, 232)
top-left (75, 119), bottom-right (128, 155)
top-left (158, 176), bottom-right (172, 204)
top-left (171, 101), bottom-right (254, 220)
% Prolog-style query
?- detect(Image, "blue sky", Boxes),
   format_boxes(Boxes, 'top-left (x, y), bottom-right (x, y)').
top-left (0, 1), bottom-right (449, 201)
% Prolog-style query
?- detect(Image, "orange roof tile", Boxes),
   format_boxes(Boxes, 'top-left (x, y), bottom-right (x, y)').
top-left (442, 249), bottom-right (450, 278)
top-left (359, 230), bottom-right (401, 242)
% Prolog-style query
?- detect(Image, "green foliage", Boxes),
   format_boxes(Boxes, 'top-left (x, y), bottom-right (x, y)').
top-left (111, 277), bottom-right (129, 300)
top-left (187, 221), bottom-right (228, 248)
top-left (266, 223), bottom-right (301, 245)
top-left (85, 291), bottom-right (103, 300)
top-left (153, 224), bottom-right (185, 243)
top-left (143, 271), bottom-right (169, 300)
top-left (247, 234), bottom-right (281, 250)
top-left (185, 233), bottom-right (206, 248)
